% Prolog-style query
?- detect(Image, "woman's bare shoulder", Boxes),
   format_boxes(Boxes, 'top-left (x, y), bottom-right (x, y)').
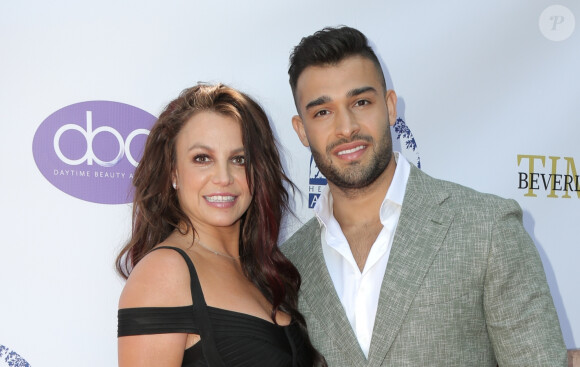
top-left (118, 245), bottom-right (192, 309)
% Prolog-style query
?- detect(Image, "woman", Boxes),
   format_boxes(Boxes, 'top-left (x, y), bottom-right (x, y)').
top-left (116, 83), bottom-right (326, 366)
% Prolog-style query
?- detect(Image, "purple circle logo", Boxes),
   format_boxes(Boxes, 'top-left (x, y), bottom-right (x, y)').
top-left (33, 101), bottom-right (156, 204)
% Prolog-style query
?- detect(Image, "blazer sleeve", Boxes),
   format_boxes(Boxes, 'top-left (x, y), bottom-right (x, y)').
top-left (483, 199), bottom-right (567, 366)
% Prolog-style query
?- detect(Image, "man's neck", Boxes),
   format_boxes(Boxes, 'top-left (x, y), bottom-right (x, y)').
top-left (329, 156), bottom-right (397, 271)
top-left (330, 156), bottom-right (397, 227)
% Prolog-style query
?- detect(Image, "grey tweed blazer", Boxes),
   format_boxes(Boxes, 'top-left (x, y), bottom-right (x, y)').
top-left (282, 165), bottom-right (566, 366)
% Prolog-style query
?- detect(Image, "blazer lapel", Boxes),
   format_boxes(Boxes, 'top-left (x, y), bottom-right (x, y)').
top-left (298, 222), bottom-right (367, 364)
top-left (368, 166), bottom-right (454, 365)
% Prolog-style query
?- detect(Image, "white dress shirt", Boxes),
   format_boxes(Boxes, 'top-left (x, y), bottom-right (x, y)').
top-left (313, 153), bottom-right (410, 358)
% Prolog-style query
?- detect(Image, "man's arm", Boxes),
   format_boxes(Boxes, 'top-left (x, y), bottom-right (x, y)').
top-left (484, 199), bottom-right (567, 366)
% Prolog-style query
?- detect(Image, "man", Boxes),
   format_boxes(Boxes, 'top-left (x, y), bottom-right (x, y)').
top-left (282, 26), bottom-right (567, 366)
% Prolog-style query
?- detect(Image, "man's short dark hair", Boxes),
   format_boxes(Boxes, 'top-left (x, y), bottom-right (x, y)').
top-left (288, 26), bottom-right (386, 98)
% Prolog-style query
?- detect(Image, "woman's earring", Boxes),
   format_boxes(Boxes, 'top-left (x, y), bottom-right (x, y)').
top-left (172, 181), bottom-right (177, 190)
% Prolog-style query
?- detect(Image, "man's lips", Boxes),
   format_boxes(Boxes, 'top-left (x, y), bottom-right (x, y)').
top-left (337, 144), bottom-right (366, 156)
top-left (332, 142), bottom-right (368, 159)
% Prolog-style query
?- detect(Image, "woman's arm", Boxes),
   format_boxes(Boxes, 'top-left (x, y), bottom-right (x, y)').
top-left (117, 248), bottom-right (195, 367)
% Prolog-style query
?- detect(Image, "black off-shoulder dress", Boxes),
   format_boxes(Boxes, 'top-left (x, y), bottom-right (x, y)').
top-left (118, 246), bottom-right (313, 367)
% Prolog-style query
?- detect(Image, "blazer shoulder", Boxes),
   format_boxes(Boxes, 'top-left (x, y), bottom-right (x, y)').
top-left (280, 217), bottom-right (320, 262)
top-left (410, 166), bottom-right (521, 216)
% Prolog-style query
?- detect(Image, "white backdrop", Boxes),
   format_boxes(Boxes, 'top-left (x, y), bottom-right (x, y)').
top-left (1, 0), bottom-right (578, 365)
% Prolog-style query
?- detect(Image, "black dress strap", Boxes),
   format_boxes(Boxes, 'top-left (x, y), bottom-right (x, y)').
top-left (152, 246), bottom-right (226, 367)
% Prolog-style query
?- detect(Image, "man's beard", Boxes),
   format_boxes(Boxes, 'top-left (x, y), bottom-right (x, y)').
top-left (311, 129), bottom-right (392, 190)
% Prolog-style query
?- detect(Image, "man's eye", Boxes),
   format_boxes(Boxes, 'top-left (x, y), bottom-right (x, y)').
top-left (355, 100), bottom-right (370, 107)
top-left (314, 110), bottom-right (329, 117)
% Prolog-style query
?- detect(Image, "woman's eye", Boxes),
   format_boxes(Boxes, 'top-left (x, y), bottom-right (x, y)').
top-left (193, 155), bottom-right (211, 163)
top-left (232, 156), bottom-right (246, 165)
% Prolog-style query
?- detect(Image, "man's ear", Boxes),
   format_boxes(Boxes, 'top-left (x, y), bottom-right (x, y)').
top-left (385, 89), bottom-right (398, 126)
top-left (292, 115), bottom-right (310, 147)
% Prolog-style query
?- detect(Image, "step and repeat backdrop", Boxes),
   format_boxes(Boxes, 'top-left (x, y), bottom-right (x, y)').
top-left (1, 0), bottom-right (578, 365)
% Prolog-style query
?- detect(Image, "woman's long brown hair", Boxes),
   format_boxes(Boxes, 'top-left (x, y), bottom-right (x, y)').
top-left (116, 83), bottom-right (326, 366)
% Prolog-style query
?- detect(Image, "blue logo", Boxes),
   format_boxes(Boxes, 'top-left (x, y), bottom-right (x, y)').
top-left (308, 155), bottom-right (327, 208)
top-left (308, 117), bottom-right (421, 208)
top-left (0, 345), bottom-right (31, 367)
top-left (392, 117), bottom-right (421, 169)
